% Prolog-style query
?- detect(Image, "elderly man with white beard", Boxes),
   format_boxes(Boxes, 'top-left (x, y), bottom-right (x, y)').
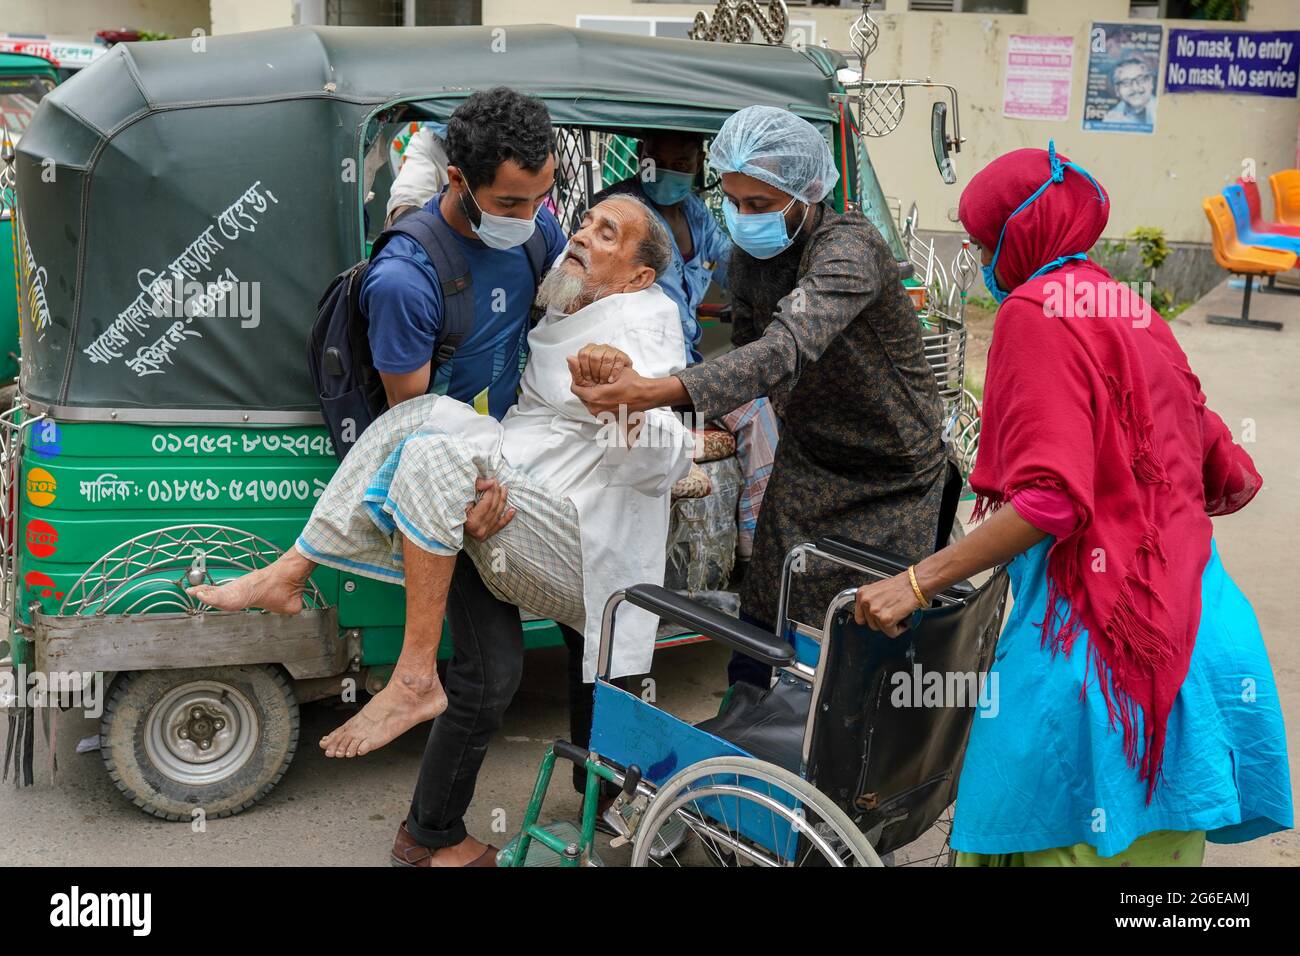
top-left (190, 195), bottom-right (691, 773)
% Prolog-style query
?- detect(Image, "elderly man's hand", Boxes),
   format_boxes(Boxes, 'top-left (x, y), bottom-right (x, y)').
top-left (571, 343), bottom-right (633, 387)
top-left (464, 477), bottom-right (515, 541)
top-left (568, 359), bottom-right (653, 417)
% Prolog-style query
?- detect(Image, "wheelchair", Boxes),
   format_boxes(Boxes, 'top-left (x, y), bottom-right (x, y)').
top-left (502, 535), bottom-right (1009, 867)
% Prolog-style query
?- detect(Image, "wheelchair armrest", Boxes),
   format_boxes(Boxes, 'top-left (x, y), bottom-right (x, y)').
top-left (818, 536), bottom-right (911, 576)
top-left (814, 536), bottom-right (976, 600)
top-left (623, 584), bottom-right (795, 668)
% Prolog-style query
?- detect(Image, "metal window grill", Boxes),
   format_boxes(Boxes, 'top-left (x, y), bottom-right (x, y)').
top-left (551, 128), bottom-right (727, 233)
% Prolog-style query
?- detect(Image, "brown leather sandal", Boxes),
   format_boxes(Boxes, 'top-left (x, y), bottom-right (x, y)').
top-left (391, 821), bottom-right (499, 868)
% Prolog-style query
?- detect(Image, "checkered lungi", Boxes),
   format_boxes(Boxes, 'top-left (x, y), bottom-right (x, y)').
top-left (295, 395), bottom-right (585, 630)
top-left (716, 396), bottom-right (780, 561)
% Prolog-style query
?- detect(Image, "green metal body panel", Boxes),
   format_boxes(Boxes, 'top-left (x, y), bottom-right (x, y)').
top-left (17, 421), bottom-right (339, 622)
top-left (11, 419), bottom-right (607, 669)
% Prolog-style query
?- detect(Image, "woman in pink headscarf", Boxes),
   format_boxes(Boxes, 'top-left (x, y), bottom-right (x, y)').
top-left (853, 143), bottom-right (1292, 866)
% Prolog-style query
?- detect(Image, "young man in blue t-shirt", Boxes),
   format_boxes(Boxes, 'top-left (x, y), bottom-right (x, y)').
top-left (358, 88), bottom-right (566, 868)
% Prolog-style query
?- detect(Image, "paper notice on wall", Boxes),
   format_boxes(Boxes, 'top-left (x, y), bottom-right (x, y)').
top-left (1003, 35), bottom-right (1075, 122)
top-left (1083, 22), bottom-right (1163, 134)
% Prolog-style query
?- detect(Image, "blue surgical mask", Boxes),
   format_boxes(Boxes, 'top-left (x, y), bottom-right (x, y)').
top-left (642, 168), bottom-right (696, 207)
top-left (724, 196), bottom-right (808, 260)
top-left (461, 186), bottom-right (538, 250)
top-left (982, 262), bottom-right (1010, 305)
top-left (982, 140), bottom-right (1107, 306)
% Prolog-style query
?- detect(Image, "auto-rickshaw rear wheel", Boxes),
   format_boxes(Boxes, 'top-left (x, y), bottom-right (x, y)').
top-left (100, 665), bottom-right (299, 821)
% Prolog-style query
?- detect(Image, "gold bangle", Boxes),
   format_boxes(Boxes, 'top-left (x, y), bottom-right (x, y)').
top-left (907, 565), bottom-right (928, 610)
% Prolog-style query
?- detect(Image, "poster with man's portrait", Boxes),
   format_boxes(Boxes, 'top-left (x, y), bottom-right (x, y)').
top-left (1083, 22), bottom-right (1163, 134)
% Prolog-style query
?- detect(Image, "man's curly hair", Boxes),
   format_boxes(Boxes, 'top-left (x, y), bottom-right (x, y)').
top-left (446, 87), bottom-right (554, 190)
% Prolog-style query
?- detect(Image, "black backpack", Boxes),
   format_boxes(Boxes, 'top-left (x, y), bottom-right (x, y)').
top-left (309, 209), bottom-right (547, 460)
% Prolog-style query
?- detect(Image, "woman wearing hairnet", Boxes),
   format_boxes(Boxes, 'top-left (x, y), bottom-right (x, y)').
top-left (570, 105), bottom-right (947, 687)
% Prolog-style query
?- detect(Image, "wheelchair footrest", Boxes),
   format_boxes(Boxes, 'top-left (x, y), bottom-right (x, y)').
top-left (498, 820), bottom-right (605, 867)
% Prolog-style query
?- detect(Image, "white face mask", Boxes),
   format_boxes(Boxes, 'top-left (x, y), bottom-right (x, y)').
top-left (461, 186), bottom-right (538, 250)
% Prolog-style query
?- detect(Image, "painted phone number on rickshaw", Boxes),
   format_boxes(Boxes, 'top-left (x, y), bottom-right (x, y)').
top-left (78, 474), bottom-right (327, 505)
top-left (149, 432), bottom-right (335, 457)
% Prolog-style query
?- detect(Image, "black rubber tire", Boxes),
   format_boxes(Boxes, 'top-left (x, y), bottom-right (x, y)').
top-left (100, 665), bottom-right (299, 821)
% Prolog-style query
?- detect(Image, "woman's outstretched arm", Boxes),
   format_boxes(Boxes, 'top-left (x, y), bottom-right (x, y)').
top-left (854, 504), bottom-right (1047, 637)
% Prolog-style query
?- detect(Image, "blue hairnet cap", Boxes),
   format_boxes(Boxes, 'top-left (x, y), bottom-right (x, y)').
top-left (709, 105), bottom-right (840, 205)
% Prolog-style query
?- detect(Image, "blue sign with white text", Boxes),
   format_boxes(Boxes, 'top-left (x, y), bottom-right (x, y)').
top-left (1165, 28), bottom-right (1300, 98)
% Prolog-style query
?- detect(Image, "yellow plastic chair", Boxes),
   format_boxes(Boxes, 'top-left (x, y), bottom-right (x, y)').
top-left (1269, 170), bottom-right (1300, 228)
top-left (1203, 194), bottom-right (1295, 331)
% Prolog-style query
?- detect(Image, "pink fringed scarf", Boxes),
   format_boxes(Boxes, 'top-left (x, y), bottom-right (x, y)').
top-left (960, 148), bottom-right (1261, 798)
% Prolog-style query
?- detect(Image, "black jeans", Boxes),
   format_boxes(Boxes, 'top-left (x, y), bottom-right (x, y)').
top-left (405, 553), bottom-right (524, 850)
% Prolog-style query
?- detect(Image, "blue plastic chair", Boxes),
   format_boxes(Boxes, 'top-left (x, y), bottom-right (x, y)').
top-left (1224, 184), bottom-right (1300, 255)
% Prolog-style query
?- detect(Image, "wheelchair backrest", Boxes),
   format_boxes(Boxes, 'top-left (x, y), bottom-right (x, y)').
top-left (805, 565), bottom-right (1009, 857)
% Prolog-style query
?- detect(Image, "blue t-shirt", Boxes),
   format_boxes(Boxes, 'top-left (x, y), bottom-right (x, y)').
top-left (360, 194), bottom-right (566, 420)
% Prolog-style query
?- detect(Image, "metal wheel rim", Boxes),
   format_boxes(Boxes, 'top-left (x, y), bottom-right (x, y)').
top-left (637, 784), bottom-right (846, 867)
top-left (144, 679), bottom-right (259, 785)
top-left (630, 762), bottom-right (879, 868)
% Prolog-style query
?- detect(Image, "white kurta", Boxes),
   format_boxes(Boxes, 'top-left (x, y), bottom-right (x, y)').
top-left (385, 126), bottom-right (449, 216)
top-left (500, 285), bottom-right (693, 679)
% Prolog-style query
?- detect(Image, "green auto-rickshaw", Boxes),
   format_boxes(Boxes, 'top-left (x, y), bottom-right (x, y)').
top-left (1, 22), bottom-right (967, 821)
top-left (0, 51), bottom-right (59, 384)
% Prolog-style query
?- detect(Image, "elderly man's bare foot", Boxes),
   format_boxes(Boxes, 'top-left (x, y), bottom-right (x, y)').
top-left (320, 670), bottom-right (448, 758)
top-left (187, 549), bottom-right (313, 614)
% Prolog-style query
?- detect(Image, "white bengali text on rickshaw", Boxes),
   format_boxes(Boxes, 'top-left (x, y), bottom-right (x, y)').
top-left (78, 472), bottom-right (327, 505)
top-left (82, 181), bottom-right (278, 376)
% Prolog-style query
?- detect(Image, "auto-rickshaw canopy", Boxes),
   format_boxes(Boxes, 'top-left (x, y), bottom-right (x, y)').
top-left (14, 25), bottom-right (848, 421)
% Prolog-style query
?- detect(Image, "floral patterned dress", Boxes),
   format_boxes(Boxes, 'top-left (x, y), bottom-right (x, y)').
top-left (676, 206), bottom-right (948, 629)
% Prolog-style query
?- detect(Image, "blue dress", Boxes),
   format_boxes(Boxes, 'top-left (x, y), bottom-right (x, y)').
top-left (951, 537), bottom-right (1293, 858)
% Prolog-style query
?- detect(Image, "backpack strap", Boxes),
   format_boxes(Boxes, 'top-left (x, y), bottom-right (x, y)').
top-left (378, 210), bottom-right (474, 367)
top-left (521, 225), bottom-right (549, 289)
top-left (522, 218), bottom-right (551, 327)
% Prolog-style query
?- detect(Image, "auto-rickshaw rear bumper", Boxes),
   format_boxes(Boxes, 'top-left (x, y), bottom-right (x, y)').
top-left (31, 607), bottom-right (346, 679)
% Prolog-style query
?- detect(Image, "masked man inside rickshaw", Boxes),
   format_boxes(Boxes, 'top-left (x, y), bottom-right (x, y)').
top-left (571, 106), bottom-right (949, 685)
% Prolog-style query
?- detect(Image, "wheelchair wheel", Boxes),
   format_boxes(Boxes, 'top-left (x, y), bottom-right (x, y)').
top-left (630, 757), bottom-right (882, 867)
top-left (887, 804), bottom-right (958, 866)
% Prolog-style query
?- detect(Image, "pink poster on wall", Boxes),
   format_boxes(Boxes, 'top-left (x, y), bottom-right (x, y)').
top-left (1003, 34), bottom-right (1075, 122)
